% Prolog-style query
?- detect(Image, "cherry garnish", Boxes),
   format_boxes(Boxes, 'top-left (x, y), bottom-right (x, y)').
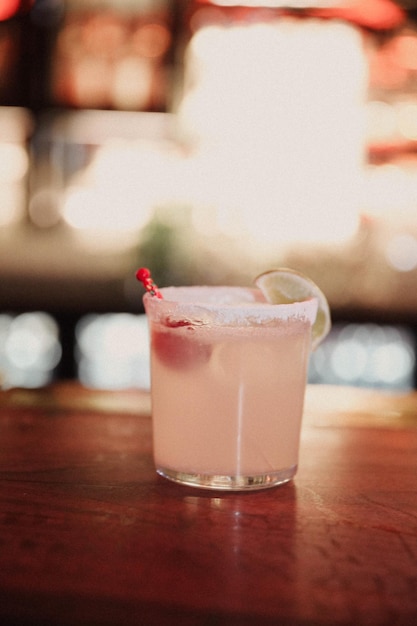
top-left (152, 324), bottom-right (211, 369)
top-left (136, 267), bottom-right (163, 299)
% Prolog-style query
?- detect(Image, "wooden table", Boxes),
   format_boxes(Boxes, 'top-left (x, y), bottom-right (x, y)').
top-left (1, 383), bottom-right (416, 626)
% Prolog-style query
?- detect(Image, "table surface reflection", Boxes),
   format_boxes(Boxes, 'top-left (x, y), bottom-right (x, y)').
top-left (0, 383), bottom-right (416, 626)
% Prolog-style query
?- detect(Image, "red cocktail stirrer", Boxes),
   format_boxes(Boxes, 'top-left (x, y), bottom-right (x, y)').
top-left (136, 267), bottom-right (163, 299)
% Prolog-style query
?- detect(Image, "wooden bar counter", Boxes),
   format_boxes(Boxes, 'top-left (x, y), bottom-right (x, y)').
top-left (0, 383), bottom-right (416, 626)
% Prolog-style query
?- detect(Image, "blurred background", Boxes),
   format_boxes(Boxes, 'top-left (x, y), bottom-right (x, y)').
top-left (1, 0), bottom-right (417, 391)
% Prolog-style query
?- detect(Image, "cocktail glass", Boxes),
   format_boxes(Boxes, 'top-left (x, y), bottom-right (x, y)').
top-left (144, 285), bottom-right (318, 490)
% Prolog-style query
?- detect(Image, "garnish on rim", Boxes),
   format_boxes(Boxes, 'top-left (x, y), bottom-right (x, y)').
top-left (136, 267), bottom-right (163, 299)
top-left (255, 268), bottom-right (331, 350)
top-left (137, 267), bottom-right (210, 367)
top-left (152, 326), bottom-right (211, 369)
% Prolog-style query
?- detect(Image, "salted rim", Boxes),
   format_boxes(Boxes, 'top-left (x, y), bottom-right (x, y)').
top-left (144, 286), bottom-right (319, 326)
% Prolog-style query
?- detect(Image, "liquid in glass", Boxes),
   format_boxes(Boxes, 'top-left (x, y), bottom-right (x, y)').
top-left (144, 286), bottom-right (318, 490)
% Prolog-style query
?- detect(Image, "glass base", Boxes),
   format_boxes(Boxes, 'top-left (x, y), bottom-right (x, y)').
top-left (156, 465), bottom-right (297, 491)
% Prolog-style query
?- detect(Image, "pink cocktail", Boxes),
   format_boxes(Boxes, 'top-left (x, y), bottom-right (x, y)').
top-left (144, 286), bottom-right (318, 490)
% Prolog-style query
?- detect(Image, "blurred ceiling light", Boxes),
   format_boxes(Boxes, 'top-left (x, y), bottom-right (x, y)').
top-left (132, 22), bottom-right (171, 58)
top-left (364, 164), bottom-right (417, 215)
top-left (0, 187), bottom-right (24, 226)
top-left (393, 32), bottom-right (417, 71)
top-left (178, 17), bottom-right (367, 248)
top-left (50, 3), bottom-right (172, 110)
top-left (194, 0), bottom-right (405, 30)
top-left (0, 107), bottom-right (33, 142)
top-left (0, 0), bottom-right (22, 22)
top-left (28, 188), bottom-right (62, 228)
top-left (62, 140), bottom-right (175, 237)
top-left (385, 233), bottom-right (417, 272)
top-left (366, 98), bottom-right (417, 143)
top-left (72, 57), bottom-right (110, 109)
top-left (0, 143), bottom-right (29, 183)
top-left (0, 108), bottom-right (31, 227)
top-left (112, 56), bottom-right (153, 110)
top-left (397, 101), bottom-right (417, 141)
top-left (366, 100), bottom-right (397, 143)
top-left (81, 13), bottom-right (126, 57)
top-left (63, 185), bottom-right (137, 231)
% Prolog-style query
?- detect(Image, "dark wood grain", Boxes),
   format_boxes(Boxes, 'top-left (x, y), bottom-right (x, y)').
top-left (0, 384), bottom-right (416, 626)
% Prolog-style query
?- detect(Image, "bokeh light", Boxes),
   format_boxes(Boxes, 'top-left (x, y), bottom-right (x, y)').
top-left (0, 0), bottom-right (21, 22)
top-left (57, 136), bottom-right (178, 243)
top-left (0, 312), bottom-right (62, 389)
top-left (72, 314), bottom-right (416, 392)
top-left (363, 163), bottom-right (417, 216)
top-left (0, 143), bottom-right (28, 183)
top-left (0, 108), bottom-right (32, 226)
top-left (309, 323), bottom-right (415, 390)
top-left (75, 313), bottom-right (150, 390)
top-left (397, 101), bottom-right (417, 141)
top-left (178, 16), bottom-right (367, 250)
top-left (385, 233), bottom-right (417, 272)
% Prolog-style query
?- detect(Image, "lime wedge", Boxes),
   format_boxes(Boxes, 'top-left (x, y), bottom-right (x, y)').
top-left (255, 268), bottom-right (331, 349)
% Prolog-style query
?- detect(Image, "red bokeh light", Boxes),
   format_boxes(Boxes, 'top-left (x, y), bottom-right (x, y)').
top-left (0, 0), bottom-right (33, 22)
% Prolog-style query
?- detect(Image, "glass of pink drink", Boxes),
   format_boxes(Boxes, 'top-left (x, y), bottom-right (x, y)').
top-left (144, 285), bottom-right (318, 490)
